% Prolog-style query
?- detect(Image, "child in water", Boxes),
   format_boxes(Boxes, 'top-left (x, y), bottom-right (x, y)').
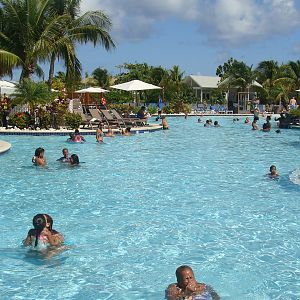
top-left (165, 265), bottom-right (220, 300)
top-left (268, 165), bottom-right (279, 178)
top-left (23, 214), bottom-right (64, 249)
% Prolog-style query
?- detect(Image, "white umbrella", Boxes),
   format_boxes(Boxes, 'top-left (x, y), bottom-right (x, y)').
top-left (75, 87), bottom-right (108, 93)
top-left (0, 80), bottom-right (16, 96)
top-left (295, 89), bottom-right (300, 92)
top-left (110, 79), bottom-right (161, 91)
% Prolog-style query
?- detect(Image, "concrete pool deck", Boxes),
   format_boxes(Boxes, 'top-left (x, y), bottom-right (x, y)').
top-left (0, 140), bottom-right (11, 154)
top-left (0, 123), bottom-right (163, 136)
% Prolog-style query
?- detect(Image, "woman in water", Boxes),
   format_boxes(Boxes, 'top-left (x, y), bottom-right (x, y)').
top-left (268, 165), bottom-right (279, 178)
top-left (165, 265), bottom-right (220, 300)
top-left (96, 123), bottom-right (104, 143)
top-left (32, 147), bottom-right (46, 167)
top-left (23, 214), bottom-right (64, 248)
top-left (69, 154), bottom-right (80, 165)
top-left (105, 126), bottom-right (115, 137)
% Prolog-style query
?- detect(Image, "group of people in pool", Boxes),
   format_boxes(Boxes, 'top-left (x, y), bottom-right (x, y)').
top-left (198, 118), bottom-right (220, 127)
top-left (32, 147), bottom-right (79, 166)
top-left (95, 123), bottom-right (132, 142)
top-left (23, 214), bottom-right (220, 299)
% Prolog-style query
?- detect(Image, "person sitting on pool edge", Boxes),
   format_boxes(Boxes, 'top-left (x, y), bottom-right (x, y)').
top-left (165, 265), bottom-right (220, 300)
top-left (23, 214), bottom-right (64, 248)
top-left (268, 165), bottom-right (279, 178)
top-left (57, 148), bottom-right (70, 163)
top-left (32, 147), bottom-right (47, 167)
top-left (106, 126), bottom-right (115, 137)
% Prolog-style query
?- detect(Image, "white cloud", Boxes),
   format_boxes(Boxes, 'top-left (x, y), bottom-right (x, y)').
top-left (81, 0), bottom-right (300, 46)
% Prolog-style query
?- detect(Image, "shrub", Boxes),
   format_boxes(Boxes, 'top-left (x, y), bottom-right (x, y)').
top-left (147, 106), bottom-right (157, 115)
top-left (64, 112), bottom-right (82, 129)
top-left (8, 112), bottom-right (32, 129)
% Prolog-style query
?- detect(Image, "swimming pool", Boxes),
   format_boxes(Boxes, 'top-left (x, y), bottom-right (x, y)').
top-left (0, 116), bottom-right (299, 299)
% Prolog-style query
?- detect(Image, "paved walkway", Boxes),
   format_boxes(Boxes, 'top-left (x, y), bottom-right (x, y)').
top-left (0, 140), bottom-right (11, 154)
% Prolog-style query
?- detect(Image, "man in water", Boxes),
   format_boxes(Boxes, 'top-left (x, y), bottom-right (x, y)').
top-left (57, 148), bottom-right (70, 163)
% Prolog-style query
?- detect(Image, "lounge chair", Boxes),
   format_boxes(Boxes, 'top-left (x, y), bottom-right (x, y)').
top-left (111, 109), bottom-right (143, 127)
top-left (100, 109), bottom-right (123, 127)
top-left (73, 108), bottom-right (96, 128)
top-left (89, 109), bottom-right (109, 127)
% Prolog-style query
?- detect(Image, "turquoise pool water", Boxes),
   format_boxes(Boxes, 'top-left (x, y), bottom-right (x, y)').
top-left (0, 116), bottom-right (300, 300)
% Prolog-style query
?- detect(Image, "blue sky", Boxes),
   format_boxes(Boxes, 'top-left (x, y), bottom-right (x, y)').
top-left (10, 0), bottom-right (300, 80)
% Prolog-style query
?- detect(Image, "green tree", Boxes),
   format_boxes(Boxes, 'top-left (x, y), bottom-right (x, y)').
top-left (0, 0), bottom-right (115, 85)
top-left (92, 67), bottom-right (111, 87)
top-left (255, 60), bottom-right (279, 92)
top-left (47, 0), bottom-right (115, 89)
top-left (12, 79), bottom-right (54, 111)
top-left (0, 0), bottom-right (69, 79)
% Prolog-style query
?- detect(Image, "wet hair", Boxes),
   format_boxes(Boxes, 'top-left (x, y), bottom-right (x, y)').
top-left (34, 147), bottom-right (44, 157)
top-left (74, 129), bottom-right (79, 134)
top-left (126, 127), bottom-right (131, 132)
top-left (214, 121), bottom-right (218, 126)
top-left (62, 148), bottom-right (68, 154)
top-left (70, 154), bottom-right (79, 165)
top-left (32, 214), bottom-right (46, 247)
top-left (270, 165), bottom-right (276, 172)
top-left (276, 129), bottom-right (281, 133)
top-left (44, 214), bottom-right (53, 231)
top-left (176, 265), bottom-right (193, 282)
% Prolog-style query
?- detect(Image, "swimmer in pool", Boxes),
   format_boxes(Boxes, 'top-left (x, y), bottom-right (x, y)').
top-left (23, 214), bottom-right (64, 248)
top-left (165, 265), bottom-right (220, 300)
top-left (69, 154), bottom-right (79, 165)
top-left (32, 147), bottom-right (46, 167)
top-left (57, 148), bottom-right (70, 163)
top-left (268, 165), bottom-right (279, 178)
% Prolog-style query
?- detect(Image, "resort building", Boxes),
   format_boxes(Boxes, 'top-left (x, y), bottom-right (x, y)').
top-left (185, 75), bottom-right (262, 113)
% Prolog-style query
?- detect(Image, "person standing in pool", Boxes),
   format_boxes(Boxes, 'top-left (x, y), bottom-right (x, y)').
top-left (96, 123), bottom-right (104, 143)
top-left (32, 147), bottom-right (47, 167)
top-left (57, 148), bottom-right (70, 162)
top-left (165, 265), bottom-right (220, 300)
top-left (23, 214), bottom-right (64, 248)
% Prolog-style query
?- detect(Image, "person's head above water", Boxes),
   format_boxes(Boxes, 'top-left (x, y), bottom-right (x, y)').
top-left (269, 165), bottom-right (278, 176)
top-left (176, 265), bottom-right (196, 290)
top-left (32, 214), bottom-right (46, 246)
top-left (70, 154), bottom-right (79, 165)
top-left (74, 129), bottom-right (80, 135)
top-left (62, 148), bottom-right (68, 157)
top-left (34, 147), bottom-right (44, 157)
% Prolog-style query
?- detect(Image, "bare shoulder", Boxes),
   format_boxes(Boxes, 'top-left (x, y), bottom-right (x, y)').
top-left (165, 283), bottom-right (181, 299)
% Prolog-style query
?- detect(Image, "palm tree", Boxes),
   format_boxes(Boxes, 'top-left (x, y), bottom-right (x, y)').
top-left (0, 0), bottom-right (72, 79)
top-left (47, 0), bottom-right (115, 89)
top-left (0, 0), bottom-right (115, 86)
top-left (169, 65), bottom-right (184, 96)
top-left (287, 60), bottom-right (300, 91)
top-left (255, 60), bottom-right (279, 92)
top-left (12, 79), bottom-right (54, 112)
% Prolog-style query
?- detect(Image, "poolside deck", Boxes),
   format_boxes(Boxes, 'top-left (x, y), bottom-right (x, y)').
top-left (0, 140), bottom-right (11, 154)
top-left (0, 123), bottom-right (163, 136)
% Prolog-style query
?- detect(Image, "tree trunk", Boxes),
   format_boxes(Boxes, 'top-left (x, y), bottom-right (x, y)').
top-left (47, 52), bottom-right (56, 90)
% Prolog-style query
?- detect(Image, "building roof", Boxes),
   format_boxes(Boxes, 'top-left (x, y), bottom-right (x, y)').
top-left (219, 77), bottom-right (263, 88)
top-left (187, 75), bottom-right (220, 88)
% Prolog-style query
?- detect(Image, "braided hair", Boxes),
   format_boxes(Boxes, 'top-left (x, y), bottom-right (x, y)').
top-left (32, 214), bottom-right (46, 247)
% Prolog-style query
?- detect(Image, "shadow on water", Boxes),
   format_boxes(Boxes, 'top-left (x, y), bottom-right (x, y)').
top-left (276, 170), bottom-right (300, 193)
top-left (1, 246), bottom-right (70, 268)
